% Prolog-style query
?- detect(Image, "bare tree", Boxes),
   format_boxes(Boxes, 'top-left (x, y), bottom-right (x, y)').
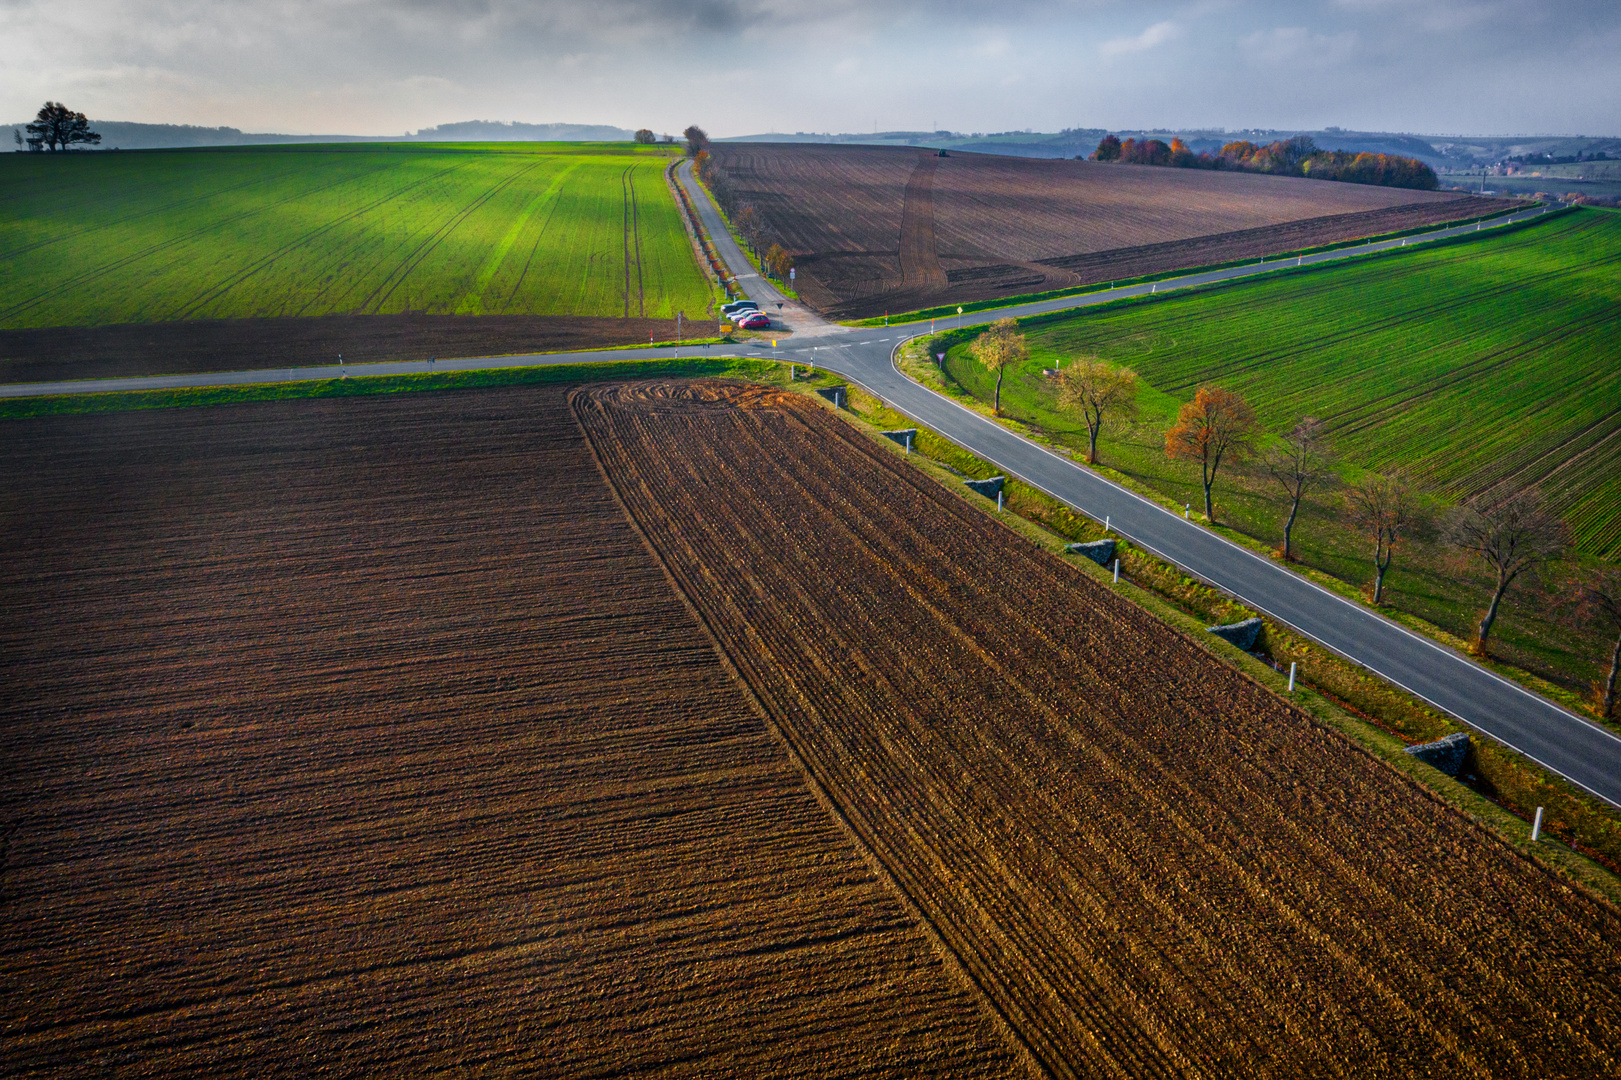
top-left (969, 319), bottom-right (1028, 415)
top-left (1057, 358), bottom-right (1138, 465)
top-left (633, 128), bottom-right (656, 145)
top-left (1446, 489), bottom-right (1570, 654)
top-left (1257, 417), bottom-right (1335, 562)
top-left (683, 125), bottom-right (709, 157)
top-left (1344, 471), bottom-right (1424, 605)
top-left (736, 205), bottom-right (762, 254)
top-left (1164, 385), bottom-right (1259, 521)
top-left (1572, 565), bottom-right (1621, 720)
top-left (26, 102), bottom-right (100, 152)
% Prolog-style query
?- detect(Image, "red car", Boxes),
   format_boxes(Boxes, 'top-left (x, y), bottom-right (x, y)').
top-left (737, 311), bottom-right (772, 330)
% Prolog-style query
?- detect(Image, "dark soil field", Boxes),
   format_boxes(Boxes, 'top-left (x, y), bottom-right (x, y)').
top-left (708, 144), bottom-right (1506, 318)
top-left (0, 312), bottom-right (686, 384)
top-left (575, 379), bottom-right (1621, 1079)
top-left (0, 387), bottom-right (1021, 1076)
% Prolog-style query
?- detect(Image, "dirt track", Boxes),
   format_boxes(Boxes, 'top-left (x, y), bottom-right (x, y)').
top-left (0, 312), bottom-right (684, 384)
top-left (574, 379), bottom-right (1621, 1079)
top-left (708, 144), bottom-right (1508, 317)
top-left (0, 387), bottom-right (1019, 1077)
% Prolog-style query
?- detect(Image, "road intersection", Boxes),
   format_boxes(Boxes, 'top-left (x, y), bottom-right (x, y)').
top-left (7, 168), bottom-right (1613, 807)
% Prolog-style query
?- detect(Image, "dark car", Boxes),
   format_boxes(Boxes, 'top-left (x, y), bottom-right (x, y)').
top-left (722, 299), bottom-right (758, 315)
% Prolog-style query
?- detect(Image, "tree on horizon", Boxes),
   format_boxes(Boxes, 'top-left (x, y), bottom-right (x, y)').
top-left (26, 102), bottom-right (100, 152)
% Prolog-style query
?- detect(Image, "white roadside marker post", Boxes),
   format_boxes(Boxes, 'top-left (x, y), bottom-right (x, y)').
top-left (1104, 515), bottom-right (1110, 534)
top-left (1184, 503), bottom-right (1190, 519)
top-left (1113, 559), bottom-right (1120, 585)
top-left (1288, 662), bottom-right (1297, 692)
top-left (997, 490), bottom-right (1004, 513)
top-left (1532, 806), bottom-right (1544, 842)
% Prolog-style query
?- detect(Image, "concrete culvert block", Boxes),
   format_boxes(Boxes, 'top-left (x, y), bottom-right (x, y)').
top-left (1065, 539), bottom-right (1116, 567)
top-left (1206, 617), bottom-right (1263, 652)
top-left (963, 476), bottom-right (1005, 499)
top-left (881, 428), bottom-right (917, 448)
top-left (1405, 732), bottom-right (1472, 778)
top-left (816, 385), bottom-right (848, 409)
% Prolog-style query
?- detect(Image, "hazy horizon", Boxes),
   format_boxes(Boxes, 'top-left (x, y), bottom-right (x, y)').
top-left (3, 1), bottom-right (1618, 140)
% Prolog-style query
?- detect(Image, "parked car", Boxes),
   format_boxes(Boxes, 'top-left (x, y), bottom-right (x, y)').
top-left (722, 299), bottom-right (758, 315)
top-left (737, 311), bottom-right (772, 329)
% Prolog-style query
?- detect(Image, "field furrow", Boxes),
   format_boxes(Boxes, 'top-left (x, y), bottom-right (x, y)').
top-left (575, 379), bottom-right (1621, 1080)
top-left (0, 386), bottom-right (1020, 1076)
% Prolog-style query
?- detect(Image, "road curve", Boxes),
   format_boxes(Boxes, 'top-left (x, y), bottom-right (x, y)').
top-left (5, 168), bottom-right (1613, 812)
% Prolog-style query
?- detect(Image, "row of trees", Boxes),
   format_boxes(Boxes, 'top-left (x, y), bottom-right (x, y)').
top-left (966, 328), bottom-right (1621, 714)
top-left (1088, 134), bottom-right (1439, 191)
top-left (692, 143), bottom-right (795, 283)
top-left (1153, 382), bottom-right (1573, 658)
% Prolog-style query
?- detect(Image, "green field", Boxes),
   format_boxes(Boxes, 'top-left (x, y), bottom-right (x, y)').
top-left (0, 143), bottom-right (714, 328)
top-left (940, 208), bottom-right (1621, 693)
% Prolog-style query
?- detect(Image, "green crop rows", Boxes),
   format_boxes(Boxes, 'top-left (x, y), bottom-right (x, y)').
top-left (0, 143), bottom-right (715, 328)
top-left (1011, 209), bottom-right (1621, 558)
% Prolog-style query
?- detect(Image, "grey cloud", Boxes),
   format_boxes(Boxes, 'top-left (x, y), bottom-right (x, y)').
top-left (1, 0), bottom-right (1616, 135)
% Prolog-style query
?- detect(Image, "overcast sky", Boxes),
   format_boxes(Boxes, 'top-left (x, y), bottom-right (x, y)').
top-left (4, 0), bottom-right (1617, 137)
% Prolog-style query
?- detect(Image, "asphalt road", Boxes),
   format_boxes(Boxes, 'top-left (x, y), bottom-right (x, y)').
top-left (7, 169), bottom-right (1614, 810)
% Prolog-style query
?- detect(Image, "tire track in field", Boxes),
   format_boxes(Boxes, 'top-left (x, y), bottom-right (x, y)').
top-left (170, 160), bottom-right (480, 320)
top-left (620, 167), bottom-right (645, 318)
top-left (502, 168), bottom-right (579, 312)
top-left (631, 167), bottom-right (646, 317)
top-left (0, 157), bottom-right (325, 263)
top-left (349, 158), bottom-right (547, 316)
top-left (456, 162), bottom-right (581, 316)
top-left (899, 155), bottom-right (946, 291)
top-left (0, 160), bottom-right (414, 325)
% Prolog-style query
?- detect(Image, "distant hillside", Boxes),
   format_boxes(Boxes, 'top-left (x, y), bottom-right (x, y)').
top-left (5, 119), bottom-right (634, 150)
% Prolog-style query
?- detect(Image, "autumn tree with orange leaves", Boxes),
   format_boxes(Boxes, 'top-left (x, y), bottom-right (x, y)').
top-left (1164, 386), bottom-right (1259, 521)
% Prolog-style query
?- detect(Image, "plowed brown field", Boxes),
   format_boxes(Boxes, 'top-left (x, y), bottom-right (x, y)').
top-left (709, 144), bottom-right (1504, 318)
top-left (0, 387), bottom-right (1021, 1076)
top-left (574, 379), bottom-right (1621, 1079)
